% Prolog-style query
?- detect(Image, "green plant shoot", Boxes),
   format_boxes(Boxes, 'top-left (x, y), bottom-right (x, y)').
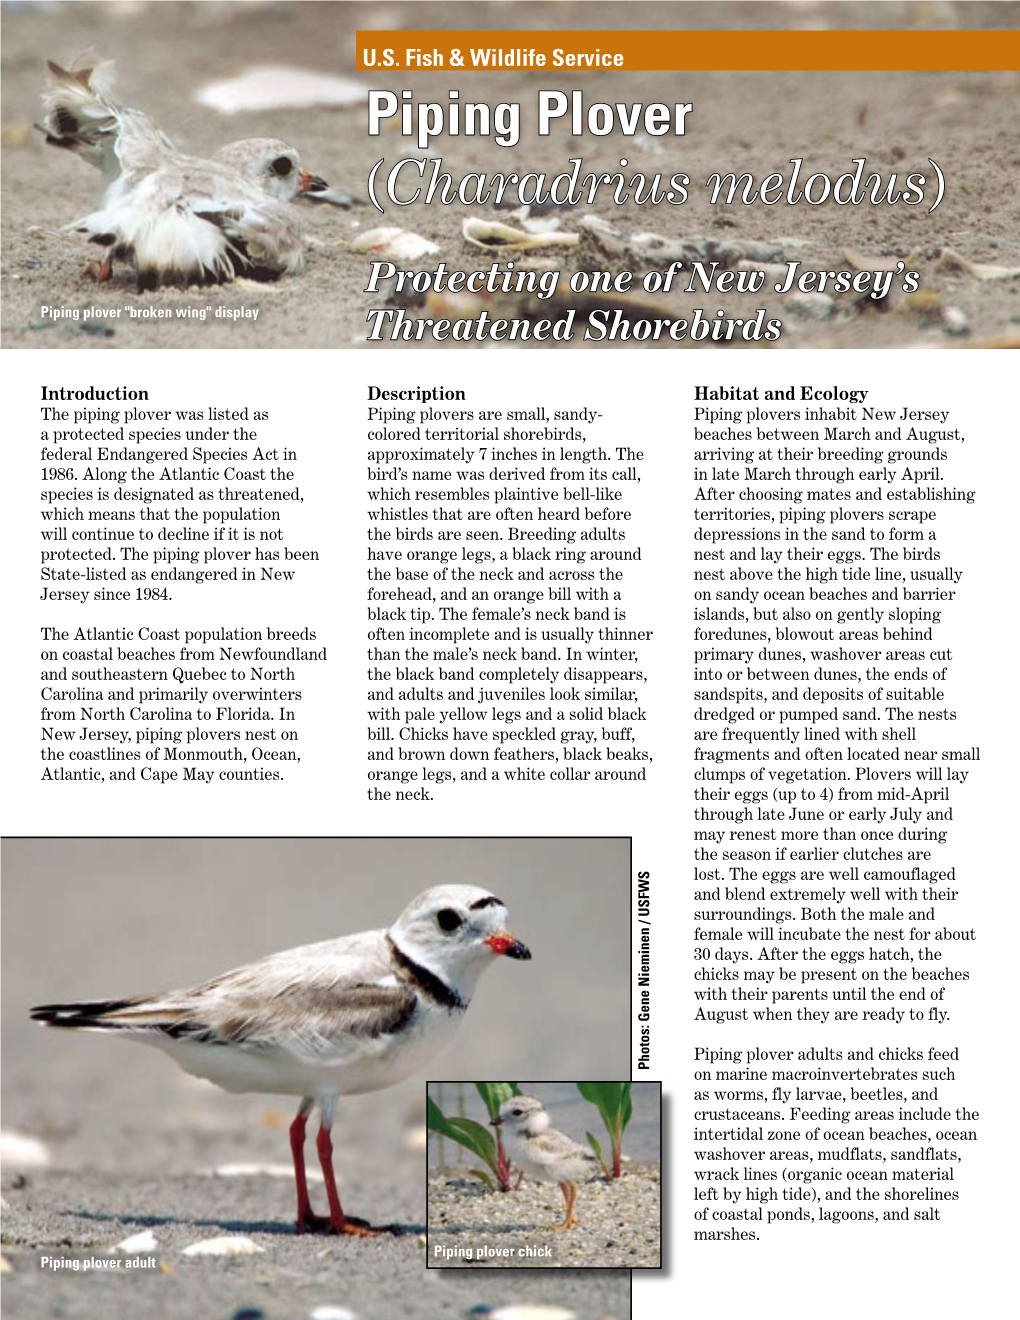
top-left (426, 1088), bottom-right (520, 1192)
top-left (577, 1082), bottom-right (632, 1178)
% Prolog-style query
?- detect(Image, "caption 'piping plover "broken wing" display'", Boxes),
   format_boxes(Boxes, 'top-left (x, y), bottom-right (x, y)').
top-left (31, 885), bottom-right (531, 1236)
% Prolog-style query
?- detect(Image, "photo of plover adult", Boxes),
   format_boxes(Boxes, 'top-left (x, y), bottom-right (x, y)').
top-left (3, 837), bottom-right (632, 1316)
top-left (31, 885), bottom-right (530, 1236)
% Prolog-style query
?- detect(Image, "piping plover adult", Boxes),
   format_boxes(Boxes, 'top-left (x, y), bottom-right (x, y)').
top-left (212, 138), bottom-right (331, 203)
top-left (491, 1095), bottom-right (599, 1229)
top-left (31, 885), bottom-right (531, 1236)
top-left (38, 59), bottom-right (337, 288)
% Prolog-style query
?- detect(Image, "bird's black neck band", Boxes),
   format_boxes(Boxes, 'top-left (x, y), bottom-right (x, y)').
top-left (387, 936), bottom-right (465, 1011)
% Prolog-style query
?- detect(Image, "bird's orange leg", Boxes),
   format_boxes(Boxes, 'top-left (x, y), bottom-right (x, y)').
top-left (290, 1101), bottom-right (330, 1233)
top-left (315, 1123), bottom-right (381, 1237)
top-left (553, 1180), bottom-right (581, 1229)
top-left (83, 253), bottom-right (114, 283)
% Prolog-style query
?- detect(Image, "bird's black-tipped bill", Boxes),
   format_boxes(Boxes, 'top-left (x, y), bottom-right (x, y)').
top-left (298, 171), bottom-right (330, 194)
top-left (484, 933), bottom-right (532, 960)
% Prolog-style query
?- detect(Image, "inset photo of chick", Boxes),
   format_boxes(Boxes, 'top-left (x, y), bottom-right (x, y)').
top-left (426, 1081), bottom-right (661, 1269)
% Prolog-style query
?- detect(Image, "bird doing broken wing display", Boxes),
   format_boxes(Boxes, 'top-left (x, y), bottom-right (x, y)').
top-left (37, 56), bottom-right (349, 290)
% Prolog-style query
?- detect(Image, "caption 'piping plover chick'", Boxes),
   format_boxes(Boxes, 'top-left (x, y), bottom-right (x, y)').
top-left (32, 885), bottom-right (531, 1237)
top-left (492, 1095), bottom-right (599, 1229)
top-left (37, 57), bottom-right (345, 289)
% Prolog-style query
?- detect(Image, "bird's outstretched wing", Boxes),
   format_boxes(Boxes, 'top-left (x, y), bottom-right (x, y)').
top-left (41, 58), bottom-right (173, 171)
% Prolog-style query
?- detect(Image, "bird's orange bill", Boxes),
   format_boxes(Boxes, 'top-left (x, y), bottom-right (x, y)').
top-left (298, 170), bottom-right (330, 194)
top-left (484, 932), bottom-right (531, 959)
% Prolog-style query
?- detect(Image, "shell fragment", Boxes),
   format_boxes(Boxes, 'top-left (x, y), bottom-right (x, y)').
top-left (181, 1235), bottom-right (264, 1257)
top-left (462, 218), bottom-right (579, 251)
top-left (350, 228), bottom-right (439, 260)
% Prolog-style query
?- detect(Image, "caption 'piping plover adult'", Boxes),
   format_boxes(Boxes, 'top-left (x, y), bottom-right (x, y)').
top-left (37, 57), bottom-right (347, 290)
top-left (492, 1095), bottom-right (599, 1229)
top-left (32, 885), bottom-right (531, 1236)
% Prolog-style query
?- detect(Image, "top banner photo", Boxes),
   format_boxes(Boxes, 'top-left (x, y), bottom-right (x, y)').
top-left (2, 0), bottom-right (1018, 350)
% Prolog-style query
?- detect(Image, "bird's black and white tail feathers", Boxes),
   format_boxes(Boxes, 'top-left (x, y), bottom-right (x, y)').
top-left (30, 996), bottom-right (231, 1046)
top-left (30, 998), bottom-right (147, 1031)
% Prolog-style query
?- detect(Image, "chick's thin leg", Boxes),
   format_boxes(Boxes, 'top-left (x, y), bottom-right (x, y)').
top-left (553, 1180), bottom-right (581, 1229)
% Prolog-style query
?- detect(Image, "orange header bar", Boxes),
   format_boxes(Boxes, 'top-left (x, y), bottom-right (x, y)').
top-left (356, 29), bottom-right (1020, 72)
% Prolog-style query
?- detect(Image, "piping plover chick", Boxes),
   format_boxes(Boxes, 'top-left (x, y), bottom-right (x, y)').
top-left (38, 59), bottom-right (334, 288)
top-left (492, 1095), bottom-right (599, 1229)
top-left (32, 886), bottom-right (531, 1236)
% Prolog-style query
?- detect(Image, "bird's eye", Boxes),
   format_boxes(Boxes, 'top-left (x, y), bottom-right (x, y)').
top-left (270, 156), bottom-right (293, 176)
top-left (436, 908), bottom-right (463, 932)
top-left (511, 1108), bottom-right (522, 1116)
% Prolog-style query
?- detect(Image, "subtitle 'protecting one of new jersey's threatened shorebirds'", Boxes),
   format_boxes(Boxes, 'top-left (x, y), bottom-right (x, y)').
top-left (31, 885), bottom-right (531, 1236)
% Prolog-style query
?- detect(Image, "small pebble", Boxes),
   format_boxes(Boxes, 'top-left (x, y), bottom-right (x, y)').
top-left (787, 290), bottom-right (835, 320)
top-left (310, 1308), bottom-right (358, 1320)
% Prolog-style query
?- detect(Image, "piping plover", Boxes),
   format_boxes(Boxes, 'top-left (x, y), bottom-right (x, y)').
top-left (491, 1095), bottom-right (598, 1229)
top-left (38, 59), bottom-right (336, 289)
top-left (212, 138), bottom-right (331, 203)
top-left (31, 885), bottom-right (531, 1236)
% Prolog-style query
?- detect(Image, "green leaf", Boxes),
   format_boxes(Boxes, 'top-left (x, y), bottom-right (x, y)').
top-left (469, 1167), bottom-right (496, 1192)
top-left (620, 1082), bottom-right (633, 1133)
top-left (578, 1083), bottom-right (632, 1172)
top-left (443, 1115), bottom-right (498, 1164)
top-left (578, 1081), bottom-right (627, 1130)
top-left (427, 1098), bottom-right (498, 1166)
top-left (427, 1095), bottom-right (460, 1139)
top-left (585, 1129), bottom-right (609, 1176)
